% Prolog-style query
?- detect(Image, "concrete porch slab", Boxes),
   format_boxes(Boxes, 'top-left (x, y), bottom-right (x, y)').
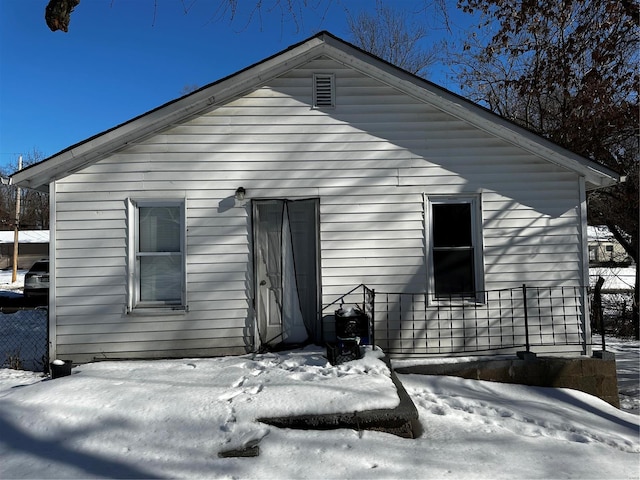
top-left (258, 358), bottom-right (420, 438)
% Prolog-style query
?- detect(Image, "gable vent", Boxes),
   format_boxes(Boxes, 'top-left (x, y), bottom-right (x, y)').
top-left (313, 73), bottom-right (335, 108)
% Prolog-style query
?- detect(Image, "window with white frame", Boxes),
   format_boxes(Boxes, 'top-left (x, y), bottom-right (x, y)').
top-left (427, 196), bottom-right (484, 301)
top-left (129, 199), bottom-right (186, 309)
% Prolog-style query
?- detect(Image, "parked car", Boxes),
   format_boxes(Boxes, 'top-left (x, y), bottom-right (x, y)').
top-left (24, 259), bottom-right (49, 299)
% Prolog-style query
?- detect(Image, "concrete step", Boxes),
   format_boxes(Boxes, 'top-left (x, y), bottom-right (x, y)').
top-left (258, 357), bottom-right (420, 438)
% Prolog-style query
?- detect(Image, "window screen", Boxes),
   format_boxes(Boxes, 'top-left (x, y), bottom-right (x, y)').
top-left (432, 202), bottom-right (476, 298)
top-left (134, 203), bottom-right (185, 306)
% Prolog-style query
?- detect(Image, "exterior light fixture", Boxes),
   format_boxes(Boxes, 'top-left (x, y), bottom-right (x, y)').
top-left (234, 187), bottom-right (246, 201)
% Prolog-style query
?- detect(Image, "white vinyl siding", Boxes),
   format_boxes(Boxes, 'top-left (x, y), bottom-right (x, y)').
top-left (51, 56), bottom-right (586, 361)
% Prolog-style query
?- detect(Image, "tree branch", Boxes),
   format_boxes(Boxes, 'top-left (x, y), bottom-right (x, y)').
top-left (45, 0), bottom-right (80, 32)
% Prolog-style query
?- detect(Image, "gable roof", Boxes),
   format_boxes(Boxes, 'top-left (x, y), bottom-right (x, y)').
top-left (11, 31), bottom-right (621, 192)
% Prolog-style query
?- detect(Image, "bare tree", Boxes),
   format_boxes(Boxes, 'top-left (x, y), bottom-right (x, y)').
top-left (346, 0), bottom-right (441, 77)
top-left (44, 0), bottom-right (324, 33)
top-left (0, 151), bottom-right (50, 231)
top-left (455, 0), bottom-right (639, 337)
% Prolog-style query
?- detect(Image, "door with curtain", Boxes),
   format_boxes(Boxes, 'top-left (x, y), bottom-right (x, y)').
top-left (253, 199), bottom-right (319, 348)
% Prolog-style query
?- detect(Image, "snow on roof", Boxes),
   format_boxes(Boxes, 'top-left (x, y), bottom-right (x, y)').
top-left (0, 230), bottom-right (49, 244)
top-left (590, 266), bottom-right (636, 291)
top-left (588, 225), bottom-right (615, 241)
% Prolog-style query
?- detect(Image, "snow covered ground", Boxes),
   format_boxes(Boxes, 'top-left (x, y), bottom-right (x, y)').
top-left (600, 335), bottom-right (640, 413)
top-left (0, 343), bottom-right (638, 479)
top-left (0, 268), bottom-right (26, 294)
top-left (0, 269), bottom-right (638, 478)
top-left (589, 266), bottom-right (636, 292)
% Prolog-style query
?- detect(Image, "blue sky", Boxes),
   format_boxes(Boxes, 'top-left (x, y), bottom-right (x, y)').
top-left (0, 1), bottom-right (472, 172)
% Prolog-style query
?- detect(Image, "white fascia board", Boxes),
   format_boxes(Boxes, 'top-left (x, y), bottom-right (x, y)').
top-left (12, 37), bottom-right (326, 191)
top-left (320, 37), bottom-right (621, 190)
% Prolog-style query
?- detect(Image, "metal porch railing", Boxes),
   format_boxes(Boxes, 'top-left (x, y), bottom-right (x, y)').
top-left (322, 284), bottom-right (591, 356)
top-left (375, 284), bottom-right (585, 356)
top-left (321, 284), bottom-right (375, 346)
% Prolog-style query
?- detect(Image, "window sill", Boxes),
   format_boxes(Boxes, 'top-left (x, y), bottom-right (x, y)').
top-left (128, 306), bottom-right (188, 316)
top-left (430, 295), bottom-right (486, 306)
top-left (431, 301), bottom-right (486, 307)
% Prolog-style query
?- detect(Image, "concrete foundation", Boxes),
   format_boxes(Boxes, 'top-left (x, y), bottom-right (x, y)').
top-left (394, 354), bottom-right (620, 409)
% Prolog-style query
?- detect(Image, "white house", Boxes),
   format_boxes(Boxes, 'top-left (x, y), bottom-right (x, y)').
top-left (11, 32), bottom-right (620, 363)
top-left (0, 230), bottom-right (49, 270)
top-left (588, 225), bottom-right (633, 265)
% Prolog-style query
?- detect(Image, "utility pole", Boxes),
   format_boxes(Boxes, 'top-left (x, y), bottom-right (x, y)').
top-left (12, 155), bottom-right (22, 283)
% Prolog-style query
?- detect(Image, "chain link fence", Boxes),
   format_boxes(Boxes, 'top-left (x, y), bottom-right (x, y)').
top-left (0, 307), bottom-right (48, 372)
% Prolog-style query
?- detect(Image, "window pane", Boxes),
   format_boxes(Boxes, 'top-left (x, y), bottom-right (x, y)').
top-left (139, 206), bottom-right (181, 252)
top-left (434, 250), bottom-right (475, 297)
top-left (433, 203), bottom-right (472, 247)
top-left (140, 256), bottom-right (181, 302)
